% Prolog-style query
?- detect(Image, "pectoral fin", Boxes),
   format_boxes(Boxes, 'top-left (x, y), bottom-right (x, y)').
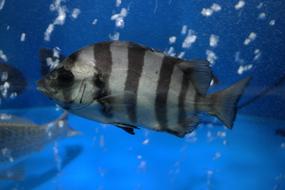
top-left (112, 122), bottom-right (139, 135)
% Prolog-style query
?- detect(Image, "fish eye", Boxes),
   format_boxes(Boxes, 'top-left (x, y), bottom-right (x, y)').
top-left (57, 68), bottom-right (74, 85)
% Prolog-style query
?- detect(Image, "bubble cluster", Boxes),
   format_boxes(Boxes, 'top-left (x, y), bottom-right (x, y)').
top-left (71, 8), bottom-right (81, 19)
top-left (237, 64), bottom-right (253, 75)
top-left (244, 32), bottom-right (257, 46)
top-left (201, 3), bottom-right (222, 17)
top-left (206, 50), bottom-right (218, 65)
top-left (0, 50), bottom-right (8, 62)
top-left (0, 0), bottom-right (5, 10)
top-left (235, 0), bottom-right (246, 10)
top-left (182, 29), bottom-right (197, 49)
top-left (20, 33), bottom-right (26, 42)
top-left (111, 8), bottom-right (128, 29)
top-left (44, 0), bottom-right (68, 41)
top-left (92, 18), bottom-right (98, 25)
top-left (168, 36), bottom-right (177, 44)
top-left (209, 34), bottom-right (219, 48)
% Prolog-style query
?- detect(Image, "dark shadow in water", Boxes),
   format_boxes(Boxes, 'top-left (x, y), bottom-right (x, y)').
top-left (4, 145), bottom-right (83, 190)
top-left (275, 128), bottom-right (285, 138)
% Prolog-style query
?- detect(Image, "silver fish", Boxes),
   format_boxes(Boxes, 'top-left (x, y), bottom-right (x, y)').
top-left (0, 112), bottom-right (79, 162)
top-left (37, 41), bottom-right (250, 137)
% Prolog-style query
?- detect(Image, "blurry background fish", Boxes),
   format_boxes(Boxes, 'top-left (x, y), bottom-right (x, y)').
top-left (0, 111), bottom-right (79, 163)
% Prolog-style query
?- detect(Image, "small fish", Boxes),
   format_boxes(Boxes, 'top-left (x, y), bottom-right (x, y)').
top-left (0, 112), bottom-right (79, 162)
top-left (37, 41), bottom-right (250, 137)
top-left (0, 60), bottom-right (27, 99)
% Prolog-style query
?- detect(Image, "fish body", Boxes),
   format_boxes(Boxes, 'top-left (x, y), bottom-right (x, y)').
top-left (0, 112), bottom-right (78, 162)
top-left (37, 41), bottom-right (250, 137)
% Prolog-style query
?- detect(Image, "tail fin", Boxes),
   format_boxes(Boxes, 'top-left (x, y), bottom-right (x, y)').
top-left (207, 77), bottom-right (251, 129)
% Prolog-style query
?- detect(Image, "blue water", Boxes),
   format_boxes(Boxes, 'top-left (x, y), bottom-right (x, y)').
top-left (1, 0), bottom-right (285, 189)
top-left (0, 107), bottom-right (284, 190)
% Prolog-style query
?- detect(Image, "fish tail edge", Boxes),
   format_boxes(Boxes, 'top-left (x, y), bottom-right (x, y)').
top-left (207, 77), bottom-right (251, 129)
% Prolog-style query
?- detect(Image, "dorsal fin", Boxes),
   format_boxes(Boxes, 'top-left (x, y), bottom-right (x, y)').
top-left (177, 60), bottom-right (214, 96)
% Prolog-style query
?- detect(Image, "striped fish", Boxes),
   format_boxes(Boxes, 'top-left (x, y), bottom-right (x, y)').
top-left (37, 41), bottom-right (251, 137)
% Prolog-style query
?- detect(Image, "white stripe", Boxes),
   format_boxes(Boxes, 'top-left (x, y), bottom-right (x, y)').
top-left (166, 66), bottom-right (183, 130)
top-left (103, 42), bottom-right (131, 122)
top-left (186, 81), bottom-right (196, 113)
top-left (71, 46), bottom-right (96, 80)
top-left (136, 51), bottom-right (164, 130)
top-left (109, 42), bottom-right (129, 94)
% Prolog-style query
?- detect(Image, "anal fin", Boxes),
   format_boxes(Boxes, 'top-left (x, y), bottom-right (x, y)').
top-left (112, 122), bottom-right (139, 135)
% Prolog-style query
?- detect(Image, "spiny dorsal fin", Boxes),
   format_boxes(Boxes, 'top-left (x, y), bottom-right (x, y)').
top-left (177, 60), bottom-right (214, 96)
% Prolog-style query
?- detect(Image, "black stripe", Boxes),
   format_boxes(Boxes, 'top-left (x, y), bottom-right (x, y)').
top-left (93, 42), bottom-right (112, 78)
top-left (178, 73), bottom-right (189, 126)
top-left (93, 42), bottom-right (113, 117)
top-left (155, 56), bottom-right (176, 129)
top-left (124, 44), bottom-right (146, 123)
